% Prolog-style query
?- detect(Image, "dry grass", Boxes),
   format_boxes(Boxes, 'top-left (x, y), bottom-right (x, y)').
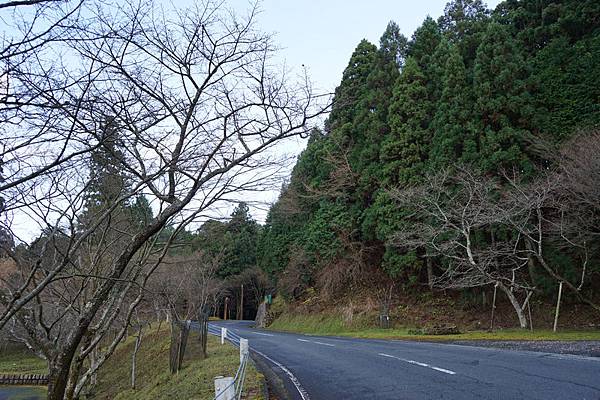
top-left (90, 325), bottom-right (264, 400)
top-left (269, 312), bottom-right (600, 341)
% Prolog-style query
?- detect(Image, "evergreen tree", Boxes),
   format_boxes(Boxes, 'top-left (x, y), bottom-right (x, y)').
top-left (326, 40), bottom-right (379, 133)
top-left (257, 0), bottom-right (600, 299)
top-left (430, 40), bottom-right (477, 167)
top-left (79, 119), bottom-right (132, 236)
top-left (219, 202), bottom-right (260, 277)
top-left (438, 0), bottom-right (489, 68)
top-left (381, 57), bottom-right (432, 186)
top-left (533, 35), bottom-right (600, 139)
top-left (473, 22), bottom-right (535, 172)
top-left (86, 119), bottom-right (129, 209)
top-left (408, 17), bottom-right (442, 98)
top-left (130, 195), bottom-right (153, 229)
top-left (379, 21), bottom-right (408, 69)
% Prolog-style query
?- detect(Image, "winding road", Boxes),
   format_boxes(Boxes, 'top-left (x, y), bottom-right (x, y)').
top-left (203, 320), bottom-right (600, 400)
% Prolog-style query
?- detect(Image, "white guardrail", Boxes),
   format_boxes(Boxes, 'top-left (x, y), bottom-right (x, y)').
top-left (206, 324), bottom-right (249, 400)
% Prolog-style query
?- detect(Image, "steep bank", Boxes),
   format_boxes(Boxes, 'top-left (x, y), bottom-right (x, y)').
top-left (266, 292), bottom-right (600, 341)
top-left (91, 326), bottom-right (264, 400)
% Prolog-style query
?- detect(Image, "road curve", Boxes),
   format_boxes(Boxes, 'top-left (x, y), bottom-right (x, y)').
top-left (204, 320), bottom-right (600, 400)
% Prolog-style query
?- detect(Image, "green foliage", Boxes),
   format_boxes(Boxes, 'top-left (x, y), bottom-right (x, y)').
top-left (193, 202), bottom-right (260, 278)
top-left (381, 57), bottom-right (432, 186)
top-left (430, 40), bottom-right (477, 167)
top-left (382, 248), bottom-right (421, 281)
top-left (408, 16), bottom-right (442, 97)
top-left (438, 0), bottom-right (489, 69)
top-left (257, 1), bottom-right (600, 300)
top-left (473, 22), bottom-right (535, 172)
top-left (86, 120), bottom-right (130, 208)
top-left (532, 35), bottom-right (600, 139)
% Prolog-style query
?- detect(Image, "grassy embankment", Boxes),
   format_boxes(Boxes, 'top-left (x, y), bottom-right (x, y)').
top-left (0, 347), bottom-right (47, 400)
top-left (269, 312), bottom-right (600, 341)
top-left (0, 347), bottom-right (47, 375)
top-left (266, 295), bottom-right (600, 341)
top-left (91, 325), bottom-right (264, 400)
top-left (0, 326), bottom-right (264, 400)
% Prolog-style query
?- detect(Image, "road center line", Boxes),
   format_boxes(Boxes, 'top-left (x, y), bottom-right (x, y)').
top-left (378, 353), bottom-right (456, 375)
top-left (297, 338), bottom-right (335, 347)
top-left (313, 341), bottom-right (335, 347)
top-left (252, 332), bottom-right (275, 337)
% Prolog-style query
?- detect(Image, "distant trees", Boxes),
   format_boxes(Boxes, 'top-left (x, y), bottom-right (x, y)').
top-left (150, 251), bottom-right (223, 372)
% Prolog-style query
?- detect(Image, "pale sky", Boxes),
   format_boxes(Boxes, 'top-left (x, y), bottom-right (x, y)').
top-left (227, 0), bottom-right (501, 94)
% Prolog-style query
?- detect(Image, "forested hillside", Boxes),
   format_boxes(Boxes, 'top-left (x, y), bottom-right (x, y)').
top-left (257, 0), bottom-right (600, 328)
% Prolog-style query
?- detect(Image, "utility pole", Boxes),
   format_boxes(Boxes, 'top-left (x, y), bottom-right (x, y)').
top-left (490, 282), bottom-right (498, 331)
top-left (553, 281), bottom-right (563, 332)
top-left (224, 297), bottom-right (229, 321)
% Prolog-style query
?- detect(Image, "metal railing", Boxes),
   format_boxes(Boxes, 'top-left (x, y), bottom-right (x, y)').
top-left (205, 324), bottom-right (249, 400)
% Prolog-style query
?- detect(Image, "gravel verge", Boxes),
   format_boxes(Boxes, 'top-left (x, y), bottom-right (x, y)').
top-left (449, 340), bottom-right (600, 357)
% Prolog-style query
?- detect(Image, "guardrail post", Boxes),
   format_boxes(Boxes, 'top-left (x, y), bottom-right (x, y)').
top-left (221, 327), bottom-right (227, 344)
top-left (214, 376), bottom-right (235, 400)
top-left (239, 338), bottom-right (249, 363)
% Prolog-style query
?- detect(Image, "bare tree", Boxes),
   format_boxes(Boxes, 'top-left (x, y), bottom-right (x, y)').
top-left (0, 1), bottom-right (329, 398)
top-left (498, 149), bottom-right (600, 313)
top-left (389, 167), bottom-right (535, 328)
top-left (150, 251), bottom-right (223, 373)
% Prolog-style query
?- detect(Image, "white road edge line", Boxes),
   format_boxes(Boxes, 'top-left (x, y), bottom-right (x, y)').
top-left (297, 338), bottom-right (311, 343)
top-left (378, 353), bottom-right (456, 375)
top-left (252, 348), bottom-right (311, 400)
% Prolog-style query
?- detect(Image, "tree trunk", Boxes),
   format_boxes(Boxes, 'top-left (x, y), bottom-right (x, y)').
top-left (169, 319), bottom-right (190, 374)
top-left (169, 319), bottom-right (180, 374)
top-left (197, 313), bottom-right (208, 359)
top-left (426, 259), bottom-right (434, 290)
top-left (497, 282), bottom-right (527, 329)
top-left (177, 321), bottom-right (190, 370)
top-left (64, 356), bottom-right (83, 400)
top-left (131, 326), bottom-right (143, 389)
top-left (47, 352), bottom-right (77, 400)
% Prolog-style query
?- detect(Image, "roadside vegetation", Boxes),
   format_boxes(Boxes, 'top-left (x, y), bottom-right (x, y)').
top-left (0, 346), bottom-right (47, 375)
top-left (267, 295), bottom-right (600, 341)
top-left (269, 313), bottom-right (600, 341)
top-left (0, 327), bottom-right (265, 400)
top-left (90, 326), bottom-right (264, 400)
top-left (257, 0), bottom-right (600, 333)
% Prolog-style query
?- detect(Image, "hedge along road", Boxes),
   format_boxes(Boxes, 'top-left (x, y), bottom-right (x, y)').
top-left (203, 320), bottom-right (600, 400)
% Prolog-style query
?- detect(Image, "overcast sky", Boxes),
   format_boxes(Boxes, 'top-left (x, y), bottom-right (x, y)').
top-left (228, 0), bottom-right (501, 93)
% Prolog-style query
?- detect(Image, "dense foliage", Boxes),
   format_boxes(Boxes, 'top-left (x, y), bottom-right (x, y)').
top-left (257, 0), bottom-right (600, 306)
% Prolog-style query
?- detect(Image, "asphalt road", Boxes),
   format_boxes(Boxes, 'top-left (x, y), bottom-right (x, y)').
top-left (205, 320), bottom-right (600, 400)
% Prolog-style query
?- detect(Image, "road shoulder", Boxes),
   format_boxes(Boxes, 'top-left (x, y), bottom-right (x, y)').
top-left (447, 339), bottom-right (600, 357)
